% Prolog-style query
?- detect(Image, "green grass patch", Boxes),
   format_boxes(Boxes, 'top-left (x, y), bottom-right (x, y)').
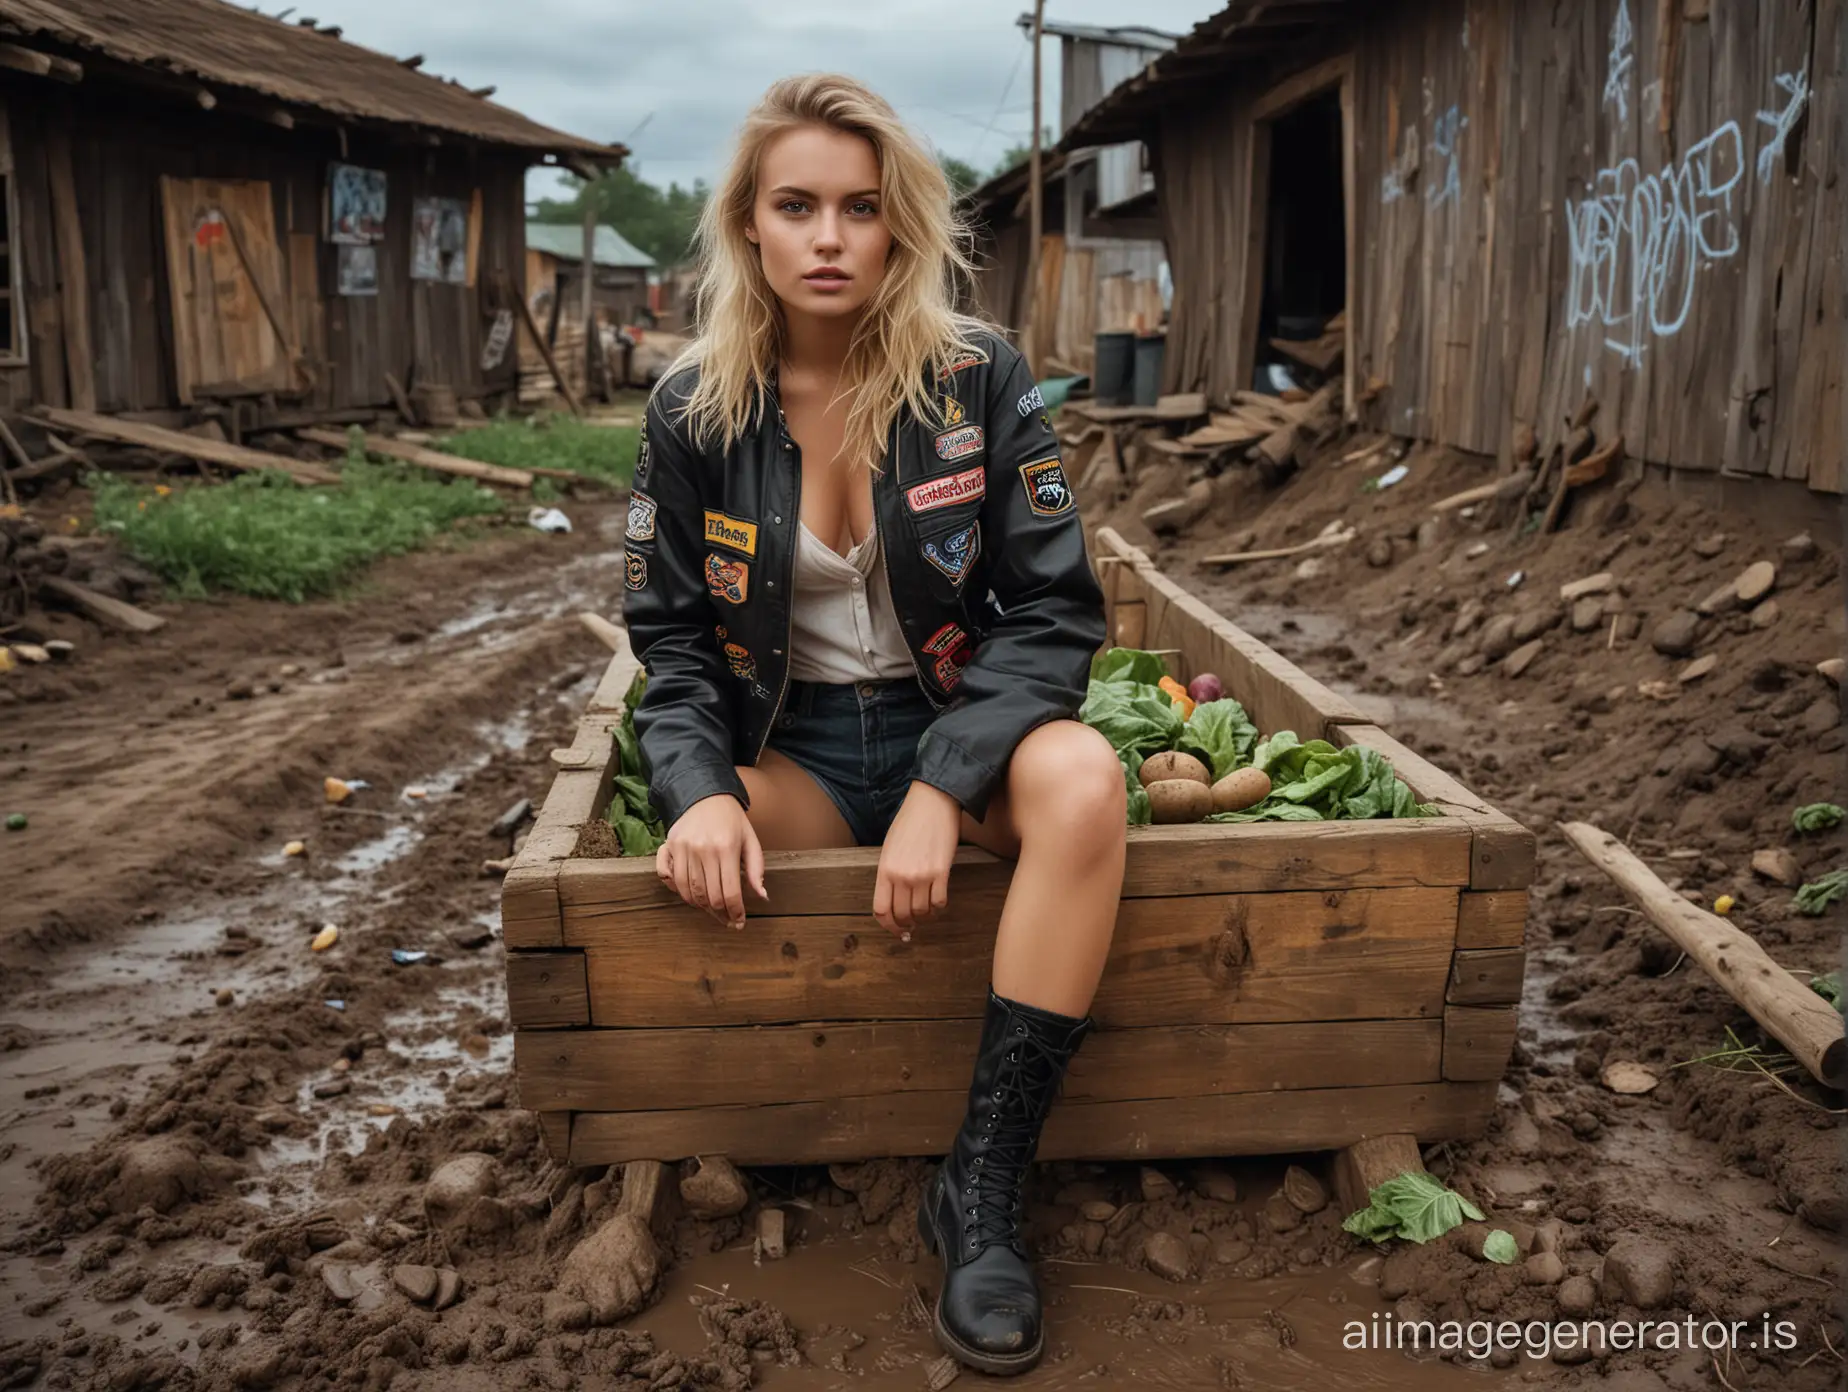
top-left (90, 462), bottom-right (505, 603)
top-left (439, 413), bottom-right (642, 486)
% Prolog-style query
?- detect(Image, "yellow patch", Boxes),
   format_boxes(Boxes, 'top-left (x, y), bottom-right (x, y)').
top-left (940, 396), bottom-right (966, 426)
top-left (703, 509), bottom-right (759, 557)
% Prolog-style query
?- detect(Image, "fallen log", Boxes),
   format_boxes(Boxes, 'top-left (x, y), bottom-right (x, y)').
top-left (1198, 525), bottom-right (1356, 568)
top-left (28, 408), bottom-right (339, 485)
top-left (1559, 821), bottom-right (1846, 1089)
top-left (298, 428), bottom-right (533, 489)
top-left (38, 575), bottom-right (168, 633)
top-left (1431, 470), bottom-right (1533, 513)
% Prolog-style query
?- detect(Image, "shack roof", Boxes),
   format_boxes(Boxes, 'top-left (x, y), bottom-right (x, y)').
top-left (525, 222), bottom-right (657, 270)
top-left (1057, 0), bottom-right (1347, 149)
top-left (0, 0), bottom-right (624, 159)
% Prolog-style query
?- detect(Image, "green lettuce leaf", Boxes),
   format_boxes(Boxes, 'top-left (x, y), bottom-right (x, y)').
top-left (1794, 803), bottom-right (1846, 833)
top-left (613, 814), bottom-right (664, 857)
top-left (1078, 680), bottom-right (1184, 757)
top-left (1482, 1230), bottom-right (1519, 1264)
top-left (1340, 1171), bottom-right (1485, 1245)
top-left (1119, 748), bottom-right (1151, 826)
top-left (1794, 868), bottom-right (1848, 916)
top-left (1177, 698), bottom-right (1260, 780)
top-left (613, 773), bottom-right (661, 824)
top-left (1090, 647), bottom-right (1171, 687)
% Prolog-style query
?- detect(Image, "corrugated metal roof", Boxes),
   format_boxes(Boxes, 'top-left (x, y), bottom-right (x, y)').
top-left (0, 0), bottom-right (623, 157)
top-left (525, 222), bottom-right (656, 269)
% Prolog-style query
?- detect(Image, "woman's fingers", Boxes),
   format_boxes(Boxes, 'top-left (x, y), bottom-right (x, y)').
top-left (716, 848), bottom-right (746, 929)
top-left (742, 823), bottom-right (768, 904)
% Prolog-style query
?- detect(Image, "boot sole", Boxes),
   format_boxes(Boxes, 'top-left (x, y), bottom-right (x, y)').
top-left (917, 1193), bottom-right (1045, 1377)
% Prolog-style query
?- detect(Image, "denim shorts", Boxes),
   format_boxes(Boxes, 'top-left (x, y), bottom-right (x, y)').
top-left (765, 678), bottom-right (938, 846)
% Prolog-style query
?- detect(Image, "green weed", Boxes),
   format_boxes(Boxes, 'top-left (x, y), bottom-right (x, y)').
top-left (439, 413), bottom-right (642, 486)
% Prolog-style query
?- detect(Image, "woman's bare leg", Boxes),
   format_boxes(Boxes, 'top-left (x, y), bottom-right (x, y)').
top-left (736, 748), bottom-right (858, 852)
top-left (957, 719), bottom-right (1127, 1018)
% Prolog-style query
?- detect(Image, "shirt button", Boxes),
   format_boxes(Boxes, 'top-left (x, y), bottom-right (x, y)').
top-left (774, 515), bottom-right (782, 523)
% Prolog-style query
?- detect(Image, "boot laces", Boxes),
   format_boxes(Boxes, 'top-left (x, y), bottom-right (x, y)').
top-left (961, 1023), bottom-right (1065, 1252)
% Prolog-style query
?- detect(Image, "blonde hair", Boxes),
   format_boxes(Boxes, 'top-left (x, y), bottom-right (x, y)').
top-left (664, 73), bottom-right (988, 472)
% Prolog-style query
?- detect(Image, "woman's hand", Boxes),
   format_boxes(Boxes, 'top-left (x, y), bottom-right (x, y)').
top-left (656, 793), bottom-right (767, 929)
top-left (875, 781), bottom-right (962, 939)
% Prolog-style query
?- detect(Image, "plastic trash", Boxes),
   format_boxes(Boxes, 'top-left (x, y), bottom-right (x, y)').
top-left (1506, 570), bottom-right (1526, 589)
top-left (527, 507), bottom-right (573, 534)
top-left (1374, 464), bottom-right (1409, 490)
top-left (391, 949), bottom-right (430, 966)
top-left (325, 1000), bottom-right (346, 1011)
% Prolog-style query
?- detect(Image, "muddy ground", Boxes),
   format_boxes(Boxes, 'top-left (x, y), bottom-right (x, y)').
top-left (1, 442), bottom-right (1843, 1391)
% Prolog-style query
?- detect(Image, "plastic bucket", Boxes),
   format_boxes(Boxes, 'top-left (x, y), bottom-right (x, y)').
top-left (1093, 331), bottom-right (1135, 406)
top-left (1132, 332), bottom-right (1166, 407)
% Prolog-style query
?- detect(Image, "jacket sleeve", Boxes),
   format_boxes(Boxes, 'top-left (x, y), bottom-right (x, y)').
top-left (620, 391), bottom-right (751, 827)
top-left (909, 340), bottom-right (1106, 820)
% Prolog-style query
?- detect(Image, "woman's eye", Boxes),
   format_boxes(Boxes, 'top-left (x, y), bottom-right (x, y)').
top-left (780, 199), bottom-right (808, 215)
top-left (850, 201), bottom-right (878, 217)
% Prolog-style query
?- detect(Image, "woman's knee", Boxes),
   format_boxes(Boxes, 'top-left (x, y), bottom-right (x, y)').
top-left (1008, 721), bottom-right (1127, 845)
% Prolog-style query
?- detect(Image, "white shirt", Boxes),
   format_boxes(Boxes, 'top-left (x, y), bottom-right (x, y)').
top-left (786, 517), bottom-right (917, 684)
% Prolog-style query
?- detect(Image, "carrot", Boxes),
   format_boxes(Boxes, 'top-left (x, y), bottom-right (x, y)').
top-left (1158, 675), bottom-right (1196, 719)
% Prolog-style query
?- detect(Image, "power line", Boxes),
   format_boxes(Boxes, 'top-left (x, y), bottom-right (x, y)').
top-left (975, 39), bottom-right (1030, 162)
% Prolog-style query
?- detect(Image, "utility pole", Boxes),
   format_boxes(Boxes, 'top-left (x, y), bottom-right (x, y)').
top-left (1024, 0), bottom-right (1046, 377)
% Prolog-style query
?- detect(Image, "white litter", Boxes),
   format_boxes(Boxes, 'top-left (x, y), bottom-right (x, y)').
top-left (1506, 570), bottom-right (1526, 589)
top-left (527, 507), bottom-right (573, 534)
top-left (1374, 464), bottom-right (1410, 490)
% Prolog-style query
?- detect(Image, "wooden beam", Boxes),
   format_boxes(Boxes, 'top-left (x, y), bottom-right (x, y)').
top-left (1332, 1132), bottom-right (1424, 1217)
top-left (0, 44), bottom-right (81, 82)
top-left (1252, 53), bottom-right (1353, 122)
top-left (29, 407), bottom-right (339, 485)
top-left (299, 427), bottom-right (534, 489)
top-left (1442, 1005), bottom-right (1519, 1081)
top-left (512, 277), bottom-right (584, 416)
top-left (44, 125), bottom-right (95, 412)
top-left (505, 951), bottom-right (590, 1027)
top-left (38, 576), bottom-right (167, 633)
top-left (1446, 948), bottom-right (1526, 1006)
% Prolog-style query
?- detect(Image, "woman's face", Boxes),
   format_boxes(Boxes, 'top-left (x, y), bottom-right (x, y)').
top-left (747, 124), bottom-right (891, 322)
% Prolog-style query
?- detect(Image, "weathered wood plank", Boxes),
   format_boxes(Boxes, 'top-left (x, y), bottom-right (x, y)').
top-left (505, 951), bottom-right (589, 1028)
top-left (299, 427), bottom-right (533, 488)
top-left (29, 408), bottom-right (338, 485)
top-left (1455, 890), bottom-right (1529, 949)
top-left (566, 1080), bottom-right (1500, 1166)
top-left (515, 1017), bottom-right (1445, 1112)
top-left (1333, 1132), bottom-right (1425, 1217)
top-left (535, 1112), bottom-right (572, 1161)
top-left (572, 887), bottom-right (1459, 1029)
top-left (1446, 947), bottom-right (1526, 1006)
top-left (44, 121), bottom-right (93, 411)
top-left (1442, 1004), bottom-right (1519, 1081)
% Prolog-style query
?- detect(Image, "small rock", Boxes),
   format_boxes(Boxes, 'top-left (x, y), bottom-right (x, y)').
top-left (1144, 1231), bottom-right (1193, 1282)
top-left (1282, 1165), bottom-right (1327, 1214)
top-left (1802, 697), bottom-right (1841, 735)
top-left (1600, 1234), bottom-right (1676, 1310)
top-left (1455, 653), bottom-right (1486, 678)
top-left (1078, 1220), bottom-right (1104, 1255)
top-left (446, 923), bottom-right (494, 951)
top-left (1366, 537), bottom-right (1394, 568)
top-left (1449, 599), bottom-right (1484, 640)
top-left (1525, 1251), bottom-right (1566, 1285)
top-left (1600, 1061), bottom-right (1659, 1094)
top-left (1748, 599), bottom-right (1780, 629)
top-left (1511, 606), bottom-right (1561, 643)
top-left (1478, 614), bottom-right (1518, 661)
top-left (1556, 1273), bottom-right (1597, 1315)
top-left (1263, 1193), bottom-right (1303, 1233)
top-left (215, 989), bottom-right (234, 1007)
top-left (542, 1293), bottom-right (593, 1332)
top-left (43, 640), bottom-right (75, 661)
top-left (925, 1354), bottom-right (961, 1391)
top-left (1378, 1249), bottom-right (1419, 1299)
top-left (1211, 1235), bottom-right (1250, 1266)
top-left (755, 1208), bottom-right (786, 1262)
top-left (1781, 531), bottom-right (1816, 561)
top-left (1504, 638), bottom-right (1545, 678)
top-left (424, 1153), bottom-right (500, 1227)
top-left (391, 1264), bottom-right (438, 1304)
top-left (1733, 560), bottom-right (1777, 604)
top-left (1695, 581), bottom-right (1739, 617)
top-left (1751, 847), bottom-right (1802, 887)
top-left (1079, 1200), bottom-right (1117, 1223)
top-left (1559, 571), bottom-right (1614, 602)
top-left (680, 1156), bottom-right (750, 1219)
top-left (1139, 1167), bottom-right (1178, 1203)
top-left (9, 642), bottom-right (49, 664)
top-left (1677, 654), bottom-right (1717, 684)
top-left (1191, 1164), bottom-right (1238, 1204)
top-left (1821, 658), bottom-right (1844, 686)
top-left (311, 1078), bottom-right (348, 1099)
top-left (1692, 533), bottom-right (1727, 559)
top-left (225, 678), bottom-right (256, 700)
top-left (1570, 597), bottom-right (1605, 632)
top-left (319, 1265), bottom-right (359, 1302)
top-left (1650, 610), bottom-right (1700, 657)
top-left (1533, 1219), bottom-right (1565, 1254)
top-left (227, 1344), bottom-right (288, 1389)
top-left (433, 1268), bottom-right (462, 1311)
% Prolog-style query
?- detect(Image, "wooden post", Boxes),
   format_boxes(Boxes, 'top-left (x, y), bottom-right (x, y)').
top-left (581, 203), bottom-right (597, 403)
top-left (45, 122), bottom-right (95, 412)
top-left (1024, 0), bottom-right (1046, 378)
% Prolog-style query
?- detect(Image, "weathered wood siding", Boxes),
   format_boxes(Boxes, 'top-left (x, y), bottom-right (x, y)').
top-left (1154, 0), bottom-right (1842, 493)
top-left (0, 74), bottom-right (529, 416)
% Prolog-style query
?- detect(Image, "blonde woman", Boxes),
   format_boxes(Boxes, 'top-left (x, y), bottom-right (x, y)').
top-left (621, 74), bottom-right (1127, 1374)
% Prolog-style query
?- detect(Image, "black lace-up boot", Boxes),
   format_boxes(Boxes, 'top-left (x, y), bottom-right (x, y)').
top-left (916, 987), bottom-right (1093, 1374)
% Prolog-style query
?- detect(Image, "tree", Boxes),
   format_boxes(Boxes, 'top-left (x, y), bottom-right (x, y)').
top-left (532, 165), bottom-right (708, 269)
top-left (992, 144), bottom-right (1031, 178)
top-left (940, 155), bottom-right (984, 199)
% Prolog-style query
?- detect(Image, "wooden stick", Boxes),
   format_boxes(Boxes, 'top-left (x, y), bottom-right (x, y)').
top-left (38, 576), bottom-right (168, 633)
top-left (1198, 527), bottom-right (1355, 567)
top-left (384, 371), bottom-right (417, 426)
top-left (28, 408), bottom-right (337, 485)
top-left (514, 285), bottom-right (585, 417)
top-left (1560, 822), bottom-right (1846, 1089)
top-left (578, 612), bottom-right (624, 653)
top-left (297, 428), bottom-right (532, 489)
top-left (1431, 470), bottom-right (1533, 514)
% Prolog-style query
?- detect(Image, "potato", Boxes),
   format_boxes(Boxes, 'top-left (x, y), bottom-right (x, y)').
top-left (1211, 767), bottom-right (1272, 813)
top-left (1138, 750), bottom-right (1211, 788)
top-left (1147, 778), bottom-right (1213, 824)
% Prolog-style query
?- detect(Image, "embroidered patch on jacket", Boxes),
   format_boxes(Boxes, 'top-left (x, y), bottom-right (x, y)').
top-left (705, 552), bottom-right (750, 604)
top-left (625, 491), bottom-right (658, 542)
top-left (921, 621), bottom-right (974, 691)
top-left (922, 522), bottom-right (980, 587)
top-left (937, 348), bottom-right (990, 380)
top-left (934, 425), bottom-right (985, 463)
top-left (904, 464), bottom-right (986, 514)
top-left (940, 395), bottom-right (967, 427)
top-left (1019, 456), bottom-right (1073, 516)
top-left (703, 509), bottom-right (759, 557)
top-left (634, 419), bottom-right (651, 485)
top-left (722, 641), bottom-right (756, 681)
top-left (624, 548), bottom-right (648, 590)
top-left (1015, 385), bottom-right (1045, 417)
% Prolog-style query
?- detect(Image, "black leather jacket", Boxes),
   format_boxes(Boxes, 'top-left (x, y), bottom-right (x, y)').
top-left (619, 329), bottom-right (1105, 829)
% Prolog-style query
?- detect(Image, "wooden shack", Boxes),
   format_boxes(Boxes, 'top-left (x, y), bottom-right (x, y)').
top-left (502, 529), bottom-right (1531, 1167)
top-left (1050, 0), bottom-right (1842, 497)
top-left (0, 0), bottom-right (622, 429)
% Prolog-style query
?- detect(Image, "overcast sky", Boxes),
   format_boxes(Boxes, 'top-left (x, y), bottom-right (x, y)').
top-left (280, 1), bottom-right (1224, 199)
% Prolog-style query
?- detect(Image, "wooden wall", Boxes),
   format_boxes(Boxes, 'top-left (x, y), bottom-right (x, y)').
top-left (0, 74), bottom-right (529, 418)
top-left (1153, 0), bottom-right (1843, 493)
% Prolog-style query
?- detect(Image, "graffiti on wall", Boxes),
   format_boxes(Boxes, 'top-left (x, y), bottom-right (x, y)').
top-left (1755, 67), bottom-right (1810, 183)
top-left (1426, 105), bottom-right (1465, 206)
top-left (1602, 0), bottom-right (1635, 124)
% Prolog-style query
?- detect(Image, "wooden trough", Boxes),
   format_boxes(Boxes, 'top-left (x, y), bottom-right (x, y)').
top-left (502, 526), bottom-right (1533, 1168)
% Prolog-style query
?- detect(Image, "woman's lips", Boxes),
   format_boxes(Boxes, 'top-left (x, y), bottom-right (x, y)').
top-left (803, 269), bottom-right (850, 292)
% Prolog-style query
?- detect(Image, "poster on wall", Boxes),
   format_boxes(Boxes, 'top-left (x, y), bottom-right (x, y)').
top-left (328, 163), bottom-right (387, 245)
top-left (410, 196), bottom-right (470, 283)
top-left (337, 244), bottom-right (379, 296)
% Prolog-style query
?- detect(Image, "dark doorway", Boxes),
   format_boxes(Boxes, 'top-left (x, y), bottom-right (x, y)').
top-left (1254, 88), bottom-right (1346, 391)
